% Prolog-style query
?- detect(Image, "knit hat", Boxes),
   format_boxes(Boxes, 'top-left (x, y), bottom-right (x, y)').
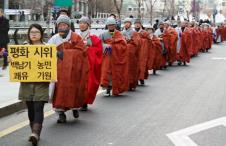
top-left (124, 17), bottom-right (133, 24)
top-left (79, 16), bottom-right (91, 26)
top-left (106, 17), bottom-right (116, 25)
top-left (56, 15), bottom-right (71, 26)
top-left (134, 19), bottom-right (142, 24)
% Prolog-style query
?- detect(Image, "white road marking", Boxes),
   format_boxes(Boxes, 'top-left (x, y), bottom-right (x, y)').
top-left (211, 57), bottom-right (226, 60)
top-left (167, 117), bottom-right (226, 146)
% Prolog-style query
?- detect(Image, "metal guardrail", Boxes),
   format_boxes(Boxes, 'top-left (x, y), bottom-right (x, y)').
top-left (9, 27), bottom-right (54, 45)
top-left (9, 18), bottom-right (152, 44)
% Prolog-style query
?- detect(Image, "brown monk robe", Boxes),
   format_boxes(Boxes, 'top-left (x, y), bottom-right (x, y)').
top-left (193, 26), bottom-right (202, 55)
top-left (138, 30), bottom-right (150, 81)
top-left (151, 36), bottom-right (164, 73)
top-left (127, 33), bottom-right (140, 90)
top-left (202, 26), bottom-right (210, 52)
top-left (100, 30), bottom-right (129, 96)
top-left (223, 26), bottom-right (226, 41)
top-left (207, 27), bottom-right (213, 50)
top-left (185, 27), bottom-right (195, 56)
top-left (127, 35), bottom-right (140, 90)
top-left (199, 28), bottom-right (206, 52)
top-left (146, 28), bottom-right (163, 75)
top-left (134, 19), bottom-right (149, 85)
top-left (122, 18), bottom-right (140, 90)
top-left (162, 22), bottom-right (178, 66)
top-left (52, 33), bottom-right (89, 110)
top-left (179, 28), bottom-right (192, 64)
top-left (191, 27), bottom-right (199, 56)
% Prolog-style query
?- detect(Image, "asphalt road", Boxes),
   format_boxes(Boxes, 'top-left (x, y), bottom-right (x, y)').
top-left (1, 42), bottom-right (226, 146)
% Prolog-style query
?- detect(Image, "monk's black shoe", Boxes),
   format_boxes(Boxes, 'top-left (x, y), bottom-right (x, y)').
top-left (57, 112), bottom-right (67, 123)
top-left (140, 80), bottom-right (145, 86)
top-left (72, 110), bottom-right (79, 118)
top-left (80, 104), bottom-right (88, 111)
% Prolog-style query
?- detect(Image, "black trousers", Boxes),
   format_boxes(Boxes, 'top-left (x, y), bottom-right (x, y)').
top-left (26, 101), bottom-right (45, 125)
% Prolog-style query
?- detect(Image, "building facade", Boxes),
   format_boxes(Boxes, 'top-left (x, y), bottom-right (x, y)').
top-left (0, 0), bottom-right (89, 20)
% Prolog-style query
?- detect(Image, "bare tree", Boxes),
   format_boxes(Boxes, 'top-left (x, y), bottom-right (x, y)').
top-left (144, 0), bottom-right (158, 24)
top-left (191, 0), bottom-right (200, 20)
top-left (113, 0), bottom-right (123, 19)
top-left (88, 0), bottom-right (97, 18)
top-left (95, 0), bottom-right (116, 15)
top-left (135, 0), bottom-right (146, 19)
top-left (162, 0), bottom-right (177, 19)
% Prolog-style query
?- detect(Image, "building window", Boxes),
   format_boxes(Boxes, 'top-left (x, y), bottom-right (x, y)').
top-left (223, 2), bottom-right (226, 6)
top-left (128, 7), bottom-right (132, 11)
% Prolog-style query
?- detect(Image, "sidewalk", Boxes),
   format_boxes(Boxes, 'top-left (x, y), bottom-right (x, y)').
top-left (0, 67), bottom-right (25, 118)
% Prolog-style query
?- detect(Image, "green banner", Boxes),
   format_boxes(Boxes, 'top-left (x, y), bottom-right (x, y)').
top-left (54, 0), bottom-right (73, 7)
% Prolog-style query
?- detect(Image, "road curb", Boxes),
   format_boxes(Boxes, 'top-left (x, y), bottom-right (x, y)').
top-left (0, 101), bottom-right (26, 118)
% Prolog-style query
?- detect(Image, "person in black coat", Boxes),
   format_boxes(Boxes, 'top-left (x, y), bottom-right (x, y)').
top-left (0, 9), bottom-right (9, 70)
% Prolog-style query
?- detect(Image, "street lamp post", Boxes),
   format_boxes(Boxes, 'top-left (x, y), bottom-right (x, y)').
top-left (46, 0), bottom-right (53, 38)
top-left (4, 0), bottom-right (9, 18)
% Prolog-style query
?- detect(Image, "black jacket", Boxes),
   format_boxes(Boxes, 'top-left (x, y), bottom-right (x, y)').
top-left (0, 16), bottom-right (9, 47)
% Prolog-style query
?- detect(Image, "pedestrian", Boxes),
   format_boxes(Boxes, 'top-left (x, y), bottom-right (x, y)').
top-left (162, 20), bottom-right (178, 66)
top-left (0, 9), bottom-right (9, 70)
top-left (153, 19), bottom-right (159, 30)
top-left (100, 17), bottom-right (129, 96)
top-left (154, 21), bottom-right (168, 69)
top-left (134, 19), bottom-right (149, 85)
top-left (17, 24), bottom-right (49, 146)
top-left (175, 21), bottom-right (191, 66)
top-left (122, 17), bottom-right (140, 91)
top-left (19, 11), bottom-right (25, 22)
top-left (48, 15), bottom-right (89, 123)
top-left (146, 27), bottom-right (164, 74)
top-left (78, 16), bottom-right (103, 111)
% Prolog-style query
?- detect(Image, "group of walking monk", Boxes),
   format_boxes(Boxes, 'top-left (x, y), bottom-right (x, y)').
top-left (18, 11), bottom-right (226, 146)
top-left (51, 15), bottom-right (226, 124)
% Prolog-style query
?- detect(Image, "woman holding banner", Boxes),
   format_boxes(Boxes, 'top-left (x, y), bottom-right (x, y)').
top-left (18, 24), bottom-right (49, 146)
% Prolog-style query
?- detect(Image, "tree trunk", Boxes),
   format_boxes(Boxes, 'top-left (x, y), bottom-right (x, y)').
top-left (113, 0), bottom-right (123, 19)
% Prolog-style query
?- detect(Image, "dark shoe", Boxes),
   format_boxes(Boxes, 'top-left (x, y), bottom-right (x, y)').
top-left (57, 112), bottom-right (67, 123)
top-left (29, 133), bottom-right (39, 146)
top-left (2, 66), bottom-right (7, 70)
top-left (140, 80), bottom-right (145, 86)
top-left (104, 86), bottom-right (112, 96)
top-left (177, 61), bottom-right (182, 66)
top-left (72, 110), bottom-right (79, 118)
top-left (80, 104), bottom-right (88, 111)
top-left (29, 123), bottom-right (42, 146)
